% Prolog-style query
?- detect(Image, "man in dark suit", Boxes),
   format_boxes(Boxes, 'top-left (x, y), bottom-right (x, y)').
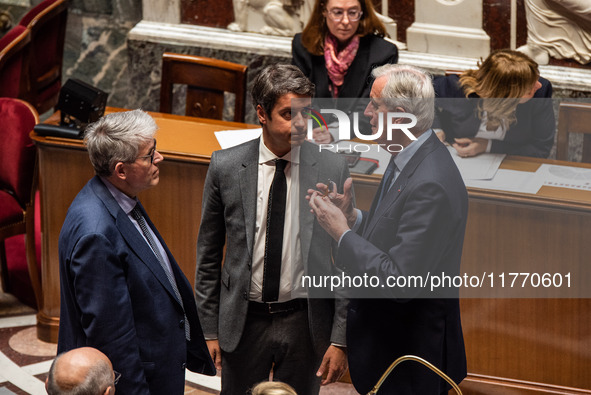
top-left (309, 64), bottom-right (468, 394)
top-left (195, 64), bottom-right (349, 394)
top-left (58, 110), bottom-right (215, 394)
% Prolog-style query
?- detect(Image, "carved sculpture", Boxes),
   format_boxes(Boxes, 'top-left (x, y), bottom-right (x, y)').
top-left (227, 0), bottom-right (305, 36)
top-left (227, 0), bottom-right (399, 40)
top-left (518, 0), bottom-right (591, 65)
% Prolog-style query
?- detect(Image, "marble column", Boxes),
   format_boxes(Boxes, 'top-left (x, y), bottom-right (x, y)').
top-left (406, 0), bottom-right (490, 58)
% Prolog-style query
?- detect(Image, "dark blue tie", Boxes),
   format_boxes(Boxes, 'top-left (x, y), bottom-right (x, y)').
top-left (376, 156), bottom-right (397, 208)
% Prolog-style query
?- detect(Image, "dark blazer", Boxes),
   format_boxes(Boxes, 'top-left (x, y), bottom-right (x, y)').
top-left (58, 176), bottom-right (215, 395)
top-left (336, 133), bottom-right (468, 394)
top-left (292, 33), bottom-right (398, 100)
top-left (433, 74), bottom-right (555, 158)
top-left (292, 34), bottom-right (398, 134)
top-left (195, 139), bottom-right (350, 356)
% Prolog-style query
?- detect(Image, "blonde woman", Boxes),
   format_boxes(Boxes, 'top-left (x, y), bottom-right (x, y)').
top-left (433, 49), bottom-right (554, 158)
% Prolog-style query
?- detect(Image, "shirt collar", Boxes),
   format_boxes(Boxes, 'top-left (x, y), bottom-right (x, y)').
top-left (394, 129), bottom-right (433, 173)
top-left (100, 176), bottom-right (138, 215)
top-left (258, 137), bottom-right (300, 165)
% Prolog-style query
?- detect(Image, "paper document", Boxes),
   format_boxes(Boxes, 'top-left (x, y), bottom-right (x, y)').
top-left (215, 128), bottom-right (262, 149)
top-left (531, 164), bottom-right (591, 191)
top-left (447, 146), bottom-right (505, 180)
top-left (464, 169), bottom-right (543, 194)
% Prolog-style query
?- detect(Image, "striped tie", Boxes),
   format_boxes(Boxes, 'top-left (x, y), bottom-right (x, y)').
top-left (131, 204), bottom-right (191, 340)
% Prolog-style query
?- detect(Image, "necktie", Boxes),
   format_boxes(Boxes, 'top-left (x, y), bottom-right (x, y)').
top-left (262, 159), bottom-right (288, 302)
top-left (376, 156), bottom-right (397, 208)
top-left (131, 204), bottom-right (191, 340)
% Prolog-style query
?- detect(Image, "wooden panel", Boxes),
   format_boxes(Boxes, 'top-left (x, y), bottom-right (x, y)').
top-left (458, 198), bottom-right (591, 393)
top-left (36, 144), bottom-right (94, 341)
top-left (139, 159), bottom-right (210, 283)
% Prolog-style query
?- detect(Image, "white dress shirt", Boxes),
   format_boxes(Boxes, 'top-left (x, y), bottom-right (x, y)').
top-left (249, 139), bottom-right (305, 302)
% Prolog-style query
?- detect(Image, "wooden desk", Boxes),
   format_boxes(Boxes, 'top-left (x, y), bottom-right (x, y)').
top-left (33, 112), bottom-right (590, 394)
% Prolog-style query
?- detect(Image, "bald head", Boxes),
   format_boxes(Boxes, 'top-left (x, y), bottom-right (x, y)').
top-left (47, 347), bottom-right (115, 395)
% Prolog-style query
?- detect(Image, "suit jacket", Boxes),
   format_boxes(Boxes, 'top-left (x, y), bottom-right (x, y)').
top-left (336, 133), bottom-right (468, 394)
top-left (433, 74), bottom-right (555, 158)
top-left (58, 176), bottom-right (215, 395)
top-left (195, 139), bottom-right (350, 356)
top-left (292, 34), bottom-right (398, 134)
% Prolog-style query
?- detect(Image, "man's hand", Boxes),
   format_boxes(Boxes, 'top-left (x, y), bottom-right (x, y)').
top-left (308, 190), bottom-right (350, 241)
top-left (307, 177), bottom-right (356, 228)
top-left (310, 126), bottom-right (333, 144)
top-left (316, 345), bottom-right (348, 385)
top-left (206, 339), bottom-right (222, 371)
top-left (452, 137), bottom-right (488, 157)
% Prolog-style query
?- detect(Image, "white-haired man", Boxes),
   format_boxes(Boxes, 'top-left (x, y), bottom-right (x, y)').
top-left (308, 64), bottom-right (468, 394)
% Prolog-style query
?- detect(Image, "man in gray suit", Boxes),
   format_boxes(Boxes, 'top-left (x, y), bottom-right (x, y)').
top-left (195, 64), bottom-right (349, 394)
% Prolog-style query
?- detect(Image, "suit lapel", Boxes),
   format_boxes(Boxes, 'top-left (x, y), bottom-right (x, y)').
top-left (90, 177), bottom-right (183, 306)
top-left (239, 140), bottom-right (260, 258)
top-left (299, 143), bottom-right (320, 264)
top-left (364, 134), bottom-right (441, 237)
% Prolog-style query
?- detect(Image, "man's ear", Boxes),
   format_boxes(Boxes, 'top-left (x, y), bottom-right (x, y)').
top-left (45, 377), bottom-right (49, 392)
top-left (113, 162), bottom-right (127, 181)
top-left (256, 105), bottom-right (267, 125)
top-left (104, 385), bottom-right (114, 395)
top-left (393, 106), bottom-right (406, 124)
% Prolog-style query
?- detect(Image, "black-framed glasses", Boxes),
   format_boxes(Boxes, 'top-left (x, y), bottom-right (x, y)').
top-left (327, 8), bottom-right (363, 22)
top-left (113, 370), bottom-right (121, 385)
top-left (136, 139), bottom-right (157, 164)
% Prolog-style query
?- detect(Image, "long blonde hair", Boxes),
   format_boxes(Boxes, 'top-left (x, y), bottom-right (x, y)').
top-left (459, 49), bottom-right (539, 129)
top-left (300, 0), bottom-right (387, 55)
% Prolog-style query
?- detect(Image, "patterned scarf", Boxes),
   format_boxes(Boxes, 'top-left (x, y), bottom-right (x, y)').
top-left (324, 33), bottom-right (360, 98)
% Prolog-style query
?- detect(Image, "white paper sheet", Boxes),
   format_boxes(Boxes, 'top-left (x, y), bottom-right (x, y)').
top-left (464, 169), bottom-right (543, 194)
top-left (214, 128), bottom-right (262, 149)
top-left (531, 164), bottom-right (591, 191)
top-left (447, 146), bottom-right (506, 180)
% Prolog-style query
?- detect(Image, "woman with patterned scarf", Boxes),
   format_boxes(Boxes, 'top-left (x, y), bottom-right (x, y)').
top-left (292, 0), bottom-right (398, 143)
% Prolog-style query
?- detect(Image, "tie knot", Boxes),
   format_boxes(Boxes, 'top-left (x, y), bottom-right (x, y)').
top-left (275, 159), bottom-right (288, 171)
top-left (130, 204), bottom-right (142, 221)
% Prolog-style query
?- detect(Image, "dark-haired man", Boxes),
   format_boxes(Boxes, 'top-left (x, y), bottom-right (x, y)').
top-left (195, 64), bottom-right (350, 394)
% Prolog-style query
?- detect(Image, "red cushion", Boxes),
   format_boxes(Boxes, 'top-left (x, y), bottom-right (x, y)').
top-left (0, 99), bottom-right (38, 205)
top-left (19, 0), bottom-right (60, 27)
top-left (0, 25), bottom-right (28, 98)
top-left (0, 25), bottom-right (26, 50)
top-left (0, 190), bottom-right (24, 225)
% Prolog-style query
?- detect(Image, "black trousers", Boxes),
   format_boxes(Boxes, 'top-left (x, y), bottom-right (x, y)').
top-left (220, 306), bottom-right (320, 395)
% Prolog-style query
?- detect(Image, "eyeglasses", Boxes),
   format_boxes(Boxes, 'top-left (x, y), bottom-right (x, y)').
top-left (136, 139), bottom-right (157, 164)
top-left (113, 370), bottom-right (121, 385)
top-left (326, 8), bottom-right (363, 22)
